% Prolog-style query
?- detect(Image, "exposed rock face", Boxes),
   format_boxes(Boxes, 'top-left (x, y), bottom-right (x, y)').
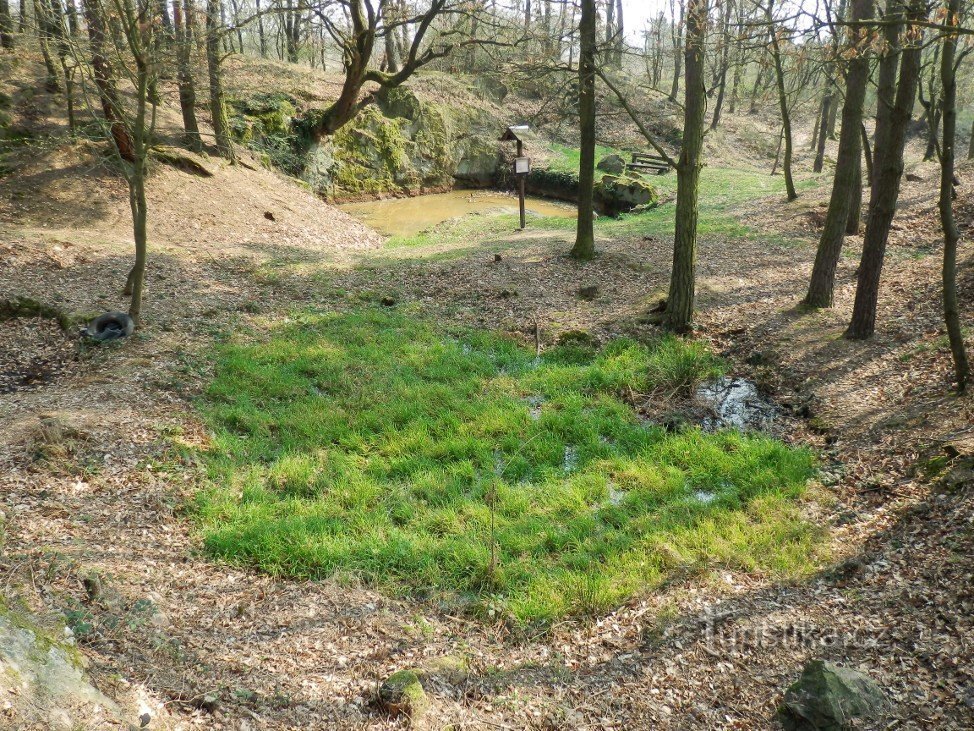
top-left (0, 608), bottom-right (170, 730)
top-left (779, 660), bottom-right (891, 730)
top-left (0, 609), bottom-right (118, 729)
top-left (277, 87), bottom-right (501, 199)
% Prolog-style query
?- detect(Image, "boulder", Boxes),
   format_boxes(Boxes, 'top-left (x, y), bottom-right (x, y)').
top-left (779, 660), bottom-right (890, 730)
top-left (596, 154), bottom-right (627, 175)
top-left (595, 175), bottom-right (659, 216)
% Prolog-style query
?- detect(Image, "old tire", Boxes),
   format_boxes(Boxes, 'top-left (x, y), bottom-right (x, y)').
top-left (86, 312), bottom-right (135, 341)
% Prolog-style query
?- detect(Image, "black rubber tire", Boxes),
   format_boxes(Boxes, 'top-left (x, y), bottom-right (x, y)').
top-left (86, 312), bottom-right (135, 341)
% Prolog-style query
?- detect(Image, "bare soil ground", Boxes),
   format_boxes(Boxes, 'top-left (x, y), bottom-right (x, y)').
top-left (2, 60), bottom-right (973, 730)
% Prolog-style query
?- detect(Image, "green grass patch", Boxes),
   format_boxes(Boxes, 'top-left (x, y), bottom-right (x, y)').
top-left (193, 308), bottom-right (823, 624)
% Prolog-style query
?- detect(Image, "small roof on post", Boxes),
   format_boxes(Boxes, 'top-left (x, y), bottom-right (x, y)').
top-left (499, 124), bottom-right (537, 147)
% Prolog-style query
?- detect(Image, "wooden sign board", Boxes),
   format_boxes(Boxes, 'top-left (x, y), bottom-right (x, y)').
top-left (514, 157), bottom-right (531, 175)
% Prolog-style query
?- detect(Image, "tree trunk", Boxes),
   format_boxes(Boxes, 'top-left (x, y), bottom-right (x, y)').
top-left (665, 0), bottom-right (708, 332)
top-left (33, 0), bottom-right (59, 92)
top-left (968, 117), bottom-right (974, 159)
top-left (206, 0), bottom-right (235, 160)
top-left (255, 0), bottom-right (267, 57)
top-left (938, 0), bottom-right (970, 391)
top-left (860, 122), bottom-right (873, 184)
top-left (766, 0), bottom-right (796, 200)
top-left (804, 0), bottom-right (873, 308)
top-left (846, 158), bottom-right (862, 234)
top-left (570, 0), bottom-right (596, 261)
top-left (710, 0), bottom-right (733, 129)
top-left (813, 91), bottom-right (832, 172)
top-left (84, 0), bottom-right (135, 160)
top-left (846, 0), bottom-right (925, 339)
top-left (670, 0), bottom-right (684, 101)
top-left (384, 3), bottom-right (399, 73)
top-left (1, 0), bottom-right (15, 48)
top-left (174, 0), bottom-right (201, 151)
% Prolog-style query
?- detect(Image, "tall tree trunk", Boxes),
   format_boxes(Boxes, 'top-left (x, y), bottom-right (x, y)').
top-left (84, 0), bottom-right (135, 160)
top-left (384, 2), bottom-right (400, 73)
top-left (710, 0), bottom-right (733, 129)
top-left (804, 0), bottom-right (873, 308)
top-left (614, 0), bottom-right (624, 65)
top-left (33, 0), bottom-right (59, 92)
top-left (0, 0), bottom-right (12, 49)
top-left (174, 0), bottom-right (201, 151)
top-left (813, 90), bottom-right (832, 172)
top-left (571, 0), bottom-right (596, 261)
top-left (255, 0), bottom-right (267, 57)
top-left (665, 0), bottom-right (708, 332)
top-left (206, 0), bottom-right (235, 160)
top-left (766, 0), bottom-right (796, 200)
top-left (846, 0), bottom-right (925, 339)
top-left (968, 117), bottom-right (974, 159)
top-left (938, 0), bottom-right (970, 391)
top-left (670, 0), bottom-right (684, 101)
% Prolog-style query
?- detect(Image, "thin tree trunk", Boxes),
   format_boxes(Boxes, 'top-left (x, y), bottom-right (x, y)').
top-left (2, 0), bottom-right (16, 48)
top-left (846, 158), bottom-right (863, 234)
top-left (938, 0), bottom-right (969, 390)
top-left (813, 91), bottom-right (832, 172)
top-left (665, 0), bottom-right (708, 332)
top-left (710, 0), bottom-right (733, 129)
top-left (255, 0), bottom-right (267, 57)
top-left (33, 0), bottom-right (59, 91)
top-left (860, 122), bottom-right (873, 184)
top-left (804, 0), bottom-right (873, 307)
top-left (968, 117), bottom-right (974, 159)
top-left (571, 0), bottom-right (596, 261)
top-left (766, 0), bottom-right (796, 200)
top-left (670, 0), bottom-right (684, 101)
top-left (846, 0), bottom-right (925, 339)
top-left (206, 0), bottom-right (235, 160)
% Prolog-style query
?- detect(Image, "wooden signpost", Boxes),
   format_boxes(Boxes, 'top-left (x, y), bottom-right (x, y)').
top-left (500, 125), bottom-right (534, 230)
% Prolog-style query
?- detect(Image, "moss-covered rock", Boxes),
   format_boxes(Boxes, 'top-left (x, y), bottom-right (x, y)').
top-left (378, 668), bottom-right (429, 722)
top-left (779, 660), bottom-right (890, 730)
top-left (597, 153), bottom-right (627, 175)
top-left (595, 174), bottom-right (659, 216)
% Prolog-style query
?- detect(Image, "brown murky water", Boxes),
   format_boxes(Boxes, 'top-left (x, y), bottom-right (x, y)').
top-left (339, 189), bottom-right (576, 237)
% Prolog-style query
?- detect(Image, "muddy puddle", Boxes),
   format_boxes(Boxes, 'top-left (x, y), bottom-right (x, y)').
top-left (339, 189), bottom-right (576, 237)
top-left (696, 377), bottom-right (778, 432)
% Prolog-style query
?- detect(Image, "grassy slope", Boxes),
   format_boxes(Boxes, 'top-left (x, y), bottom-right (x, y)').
top-left (194, 309), bottom-right (823, 624)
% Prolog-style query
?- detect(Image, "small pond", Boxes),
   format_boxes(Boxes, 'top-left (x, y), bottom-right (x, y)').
top-left (338, 189), bottom-right (576, 237)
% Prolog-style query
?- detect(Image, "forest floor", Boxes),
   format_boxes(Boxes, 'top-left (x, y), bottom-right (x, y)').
top-left (2, 59), bottom-right (974, 731)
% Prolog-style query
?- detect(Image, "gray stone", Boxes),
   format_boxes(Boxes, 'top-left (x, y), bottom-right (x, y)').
top-left (596, 154), bottom-right (627, 175)
top-left (779, 660), bottom-right (890, 730)
top-left (0, 610), bottom-right (119, 729)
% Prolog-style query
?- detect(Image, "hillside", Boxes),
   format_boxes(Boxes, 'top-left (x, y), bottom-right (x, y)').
top-left (2, 48), bottom-right (973, 731)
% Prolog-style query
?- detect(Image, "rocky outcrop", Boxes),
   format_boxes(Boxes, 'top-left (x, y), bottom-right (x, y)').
top-left (233, 86), bottom-right (502, 200)
top-left (0, 606), bottom-right (168, 729)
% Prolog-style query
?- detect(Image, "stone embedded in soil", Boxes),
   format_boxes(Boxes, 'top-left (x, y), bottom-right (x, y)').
top-left (577, 285), bottom-right (599, 300)
top-left (378, 669), bottom-right (429, 721)
top-left (779, 660), bottom-right (890, 731)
